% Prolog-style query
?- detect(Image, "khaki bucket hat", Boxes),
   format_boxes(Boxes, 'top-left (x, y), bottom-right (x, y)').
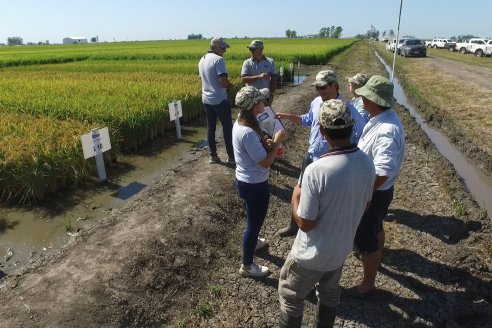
top-left (355, 75), bottom-right (395, 107)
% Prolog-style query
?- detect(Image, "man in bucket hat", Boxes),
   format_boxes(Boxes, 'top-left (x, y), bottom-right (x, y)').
top-left (347, 73), bottom-right (370, 122)
top-left (345, 75), bottom-right (405, 300)
top-left (278, 99), bottom-right (375, 328)
top-left (198, 37), bottom-right (235, 165)
top-left (241, 40), bottom-right (277, 106)
top-left (275, 69), bottom-right (367, 237)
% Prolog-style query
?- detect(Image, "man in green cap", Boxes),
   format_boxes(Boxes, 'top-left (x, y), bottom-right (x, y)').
top-left (241, 40), bottom-right (277, 106)
top-left (345, 75), bottom-right (405, 299)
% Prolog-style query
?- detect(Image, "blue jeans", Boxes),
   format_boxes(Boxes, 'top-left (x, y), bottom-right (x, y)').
top-left (236, 179), bottom-right (270, 265)
top-left (203, 100), bottom-right (234, 159)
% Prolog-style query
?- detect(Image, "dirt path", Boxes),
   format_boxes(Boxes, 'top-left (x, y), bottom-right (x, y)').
top-left (421, 55), bottom-right (492, 90)
top-left (1, 42), bottom-right (491, 328)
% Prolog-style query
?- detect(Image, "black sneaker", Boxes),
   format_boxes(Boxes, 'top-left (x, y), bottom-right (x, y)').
top-left (209, 156), bottom-right (220, 164)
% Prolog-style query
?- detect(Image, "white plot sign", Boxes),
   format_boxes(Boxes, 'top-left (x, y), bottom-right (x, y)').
top-left (81, 127), bottom-right (111, 182)
top-left (168, 100), bottom-right (183, 121)
top-left (168, 100), bottom-right (183, 140)
top-left (81, 127), bottom-right (111, 159)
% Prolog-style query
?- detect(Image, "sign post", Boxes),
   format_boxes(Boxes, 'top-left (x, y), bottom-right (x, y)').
top-left (297, 61), bottom-right (300, 83)
top-left (279, 67), bottom-right (284, 88)
top-left (80, 127), bottom-right (112, 182)
top-left (168, 100), bottom-right (183, 140)
top-left (289, 63), bottom-right (294, 83)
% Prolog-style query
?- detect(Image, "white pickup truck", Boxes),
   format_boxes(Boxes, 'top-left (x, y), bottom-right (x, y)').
top-left (426, 38), bottom-right (455, 50)
top-left (452, 38), bottom-right (492, 57)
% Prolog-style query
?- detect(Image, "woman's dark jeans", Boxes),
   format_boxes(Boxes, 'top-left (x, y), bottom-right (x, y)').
top-left (236, 179), bottom-right (270, 265)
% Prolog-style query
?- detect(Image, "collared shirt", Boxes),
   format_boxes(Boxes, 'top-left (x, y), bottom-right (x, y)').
top-left (300, 95), bottom-right (366, 161)
top-left (241, 56), bottom-right (277, 90)
top-left (198, 51), bottom-right (228, 105)
top-left (358, 109), bottom-right (405, 191)
top-left (351, 96), bottom-right (370, 123)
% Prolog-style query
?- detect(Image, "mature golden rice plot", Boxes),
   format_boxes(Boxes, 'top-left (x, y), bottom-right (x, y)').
top-left (0, 67), bottom-right (242, 149)
top-left (0, 110), bottom-right (95, 203)
top-left (0, 38), bottom-right (356, 202)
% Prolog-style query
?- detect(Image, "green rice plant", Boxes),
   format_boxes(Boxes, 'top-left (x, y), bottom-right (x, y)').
top-left (453, 200), bottom-right (467, 218)
top-left (196, 302), bottom-right (214, 319)
top-left (209, 285), bottom-right (222, 298)
top-left (64, 217), bottom-right (73, 232)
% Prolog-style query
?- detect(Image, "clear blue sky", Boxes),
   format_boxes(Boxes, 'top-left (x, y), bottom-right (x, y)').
top-left (1, 0), bottom-right (490, 44)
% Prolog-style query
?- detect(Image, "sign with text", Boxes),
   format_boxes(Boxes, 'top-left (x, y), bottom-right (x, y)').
top-left (81, 127), bottom-right (112, 159)
top-left (168, 100), bottom-right (183, 121)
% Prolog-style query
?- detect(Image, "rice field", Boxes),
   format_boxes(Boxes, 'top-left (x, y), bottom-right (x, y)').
top-left (0, 38), bottom-right (356, 202)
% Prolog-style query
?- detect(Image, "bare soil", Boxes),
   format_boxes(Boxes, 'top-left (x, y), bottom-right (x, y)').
top-left (422, 56), bottom-right (492, 90)
top-left (0, 42), bottom-right (491, 328)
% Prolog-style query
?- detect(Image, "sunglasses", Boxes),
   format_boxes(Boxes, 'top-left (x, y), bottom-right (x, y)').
top-left (316, 85), bottom-right (328, 90)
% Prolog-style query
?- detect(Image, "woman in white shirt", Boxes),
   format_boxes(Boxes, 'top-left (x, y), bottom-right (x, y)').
top-left (233, 86), bottom-right (281, 277)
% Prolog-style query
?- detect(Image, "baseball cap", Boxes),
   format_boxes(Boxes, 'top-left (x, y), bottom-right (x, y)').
top-left (355, 75), bottom-right (395, 107)
top-left (319, 99), bottom-right (354, 130)
top-left (258, 88), bottom-right (270, 101)
top-left (235, 86), bottom-right (264, 111)
top-left (247, 40), bottom-right (264, 49)
top-left (312, 70), bottom-right (337, 87)
top-left (210, 37), bottom-right (230, 49)
top-left (347, 73), bottom-right (369, 87)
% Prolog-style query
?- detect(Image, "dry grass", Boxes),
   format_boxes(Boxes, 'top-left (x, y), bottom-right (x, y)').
top-left (374, 42), bottom-right (492, 158)
top-left (404, 62), bottom-right (492, 151)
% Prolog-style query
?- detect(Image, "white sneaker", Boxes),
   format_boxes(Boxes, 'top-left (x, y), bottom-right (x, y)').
top-left (239, 263), bottom-right (269, 277)
top-left (255, 237), bottom-right (268, 251)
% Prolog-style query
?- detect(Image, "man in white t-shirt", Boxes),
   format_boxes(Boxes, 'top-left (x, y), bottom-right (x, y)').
top-left (198, 37), bottom-right (235, 165)
top-left (275, 70), bottom-right (367, 237)
top-left (278, 99), bottom-right (375, 328)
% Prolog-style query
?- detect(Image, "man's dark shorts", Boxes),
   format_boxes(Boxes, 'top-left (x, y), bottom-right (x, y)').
top-left (354, 186), bottom-right (394, 254)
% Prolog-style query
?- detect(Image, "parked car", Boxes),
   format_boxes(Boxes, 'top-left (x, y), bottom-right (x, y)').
top-left (396, 38), bottom-right (410, 55)
top-left (453, 38), bottom-right (492, 57)
top-left (400, 39), bottom-right (426, 57)
top-left (386, 39), bottom-right (395, 52)
top-left (427, 38), bottom-right (456, 50)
